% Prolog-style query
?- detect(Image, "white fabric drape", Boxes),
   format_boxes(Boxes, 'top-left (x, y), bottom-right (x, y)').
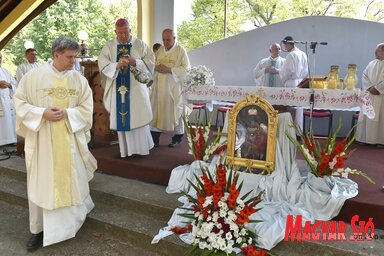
top-left (153, 112), bottom-right (358, 251)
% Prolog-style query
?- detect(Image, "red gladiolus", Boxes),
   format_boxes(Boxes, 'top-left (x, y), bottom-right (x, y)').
top-left (304, 136), bottom-right (316, 152)
top-left (201, 174), bottom-right (213, 196)
top-left (334, 156), bottom-right (345, 168)
top-left (227, 184), bottom-right (240, 209)
top-left (333, 141), bottom-right (345, 156)
top-left (171, 225), bottom-right (192, 234)
top-left (242, 205), bottom-right (256, 216)
top-left (198, 195), bottom-right (205, 208)
top-left (213, 144), bottom-right (227, 155)
top-left (216, 167), bottom-right (227, 188)
top-left (212, 183), bottom-right (223, 206)
top-left (241, 245), bottom-right (267, 256)
top-left (235, 212), bottom-right (249, 225)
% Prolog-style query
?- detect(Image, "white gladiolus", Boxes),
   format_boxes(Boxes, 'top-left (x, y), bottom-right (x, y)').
top-left (203, 196), bottom-right (213, 208)
top-left (328, 156), bottom-right (338, 169)
top-left (301, 145), bottom-right (317, 166)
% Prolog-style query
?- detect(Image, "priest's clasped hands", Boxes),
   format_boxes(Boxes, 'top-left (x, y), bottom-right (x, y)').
top-left (116, 55), bottom-right (136, 70)
top-left (43, 107), bottom-right (67, 121)
top-left (155, 64), bottom-right (171, 74)
top-left (0, 80), bottom-right (12, 89)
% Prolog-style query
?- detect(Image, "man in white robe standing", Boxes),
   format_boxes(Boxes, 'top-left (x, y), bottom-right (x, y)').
top-left (14, 37), bottom-right (97, 250)
top-left (16, 48), bottom-right (39, 83)
top-left (150, 28), bottom-right (190, 147)
top-left (98, 18), bottom-right (154, 157)
top-left (253, 43), bottom-right (285, 87)
top-left (356, 43), bottom-right (384, 147)
top-left (279, 36), bottom-right (308, 88)
top-left (0, 51), bottom-right (17, 146)
top-left (279, 36), bottom-right (309, 130)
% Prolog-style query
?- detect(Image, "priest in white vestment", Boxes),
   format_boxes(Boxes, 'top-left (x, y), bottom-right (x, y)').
top-left (14, 37), bottom-right (97, 250)
top-left (98, 18), bottom-right (154, 157)
top-left (253, 43), bottom-right (285, 87)
top-left (0, 52), bottom-right (17, 146)
top-left (279, 36), bottom-right (309, 131)
top-left (16, 48), bottom-right (39, 83)
top-left (150, 28), bottom-right (190, 148)
top-left (279, 36), bottom-right (308, 88)
top-left (356, 43), bottom-right (384, 146)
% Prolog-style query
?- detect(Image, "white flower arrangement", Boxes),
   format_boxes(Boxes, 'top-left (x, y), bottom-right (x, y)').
top-left (171, 165), bottom-right (269, 255)
top-left (185, 65), bottom-right (215, 88)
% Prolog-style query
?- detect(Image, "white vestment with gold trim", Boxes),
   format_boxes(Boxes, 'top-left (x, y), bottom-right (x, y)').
top-left (14, 63), bottom-right (97, 246)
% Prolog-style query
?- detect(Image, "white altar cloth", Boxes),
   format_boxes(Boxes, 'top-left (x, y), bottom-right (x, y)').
top-left (152, 113), bottom-right (358, 251)
top-left (183, 86), bottom-right (374, 119)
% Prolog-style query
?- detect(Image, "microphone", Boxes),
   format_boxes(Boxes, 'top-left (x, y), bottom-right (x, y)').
top-left (283, 40), bottom-right (328, 45)
top-left (282, 40), bottom-right (300, 44)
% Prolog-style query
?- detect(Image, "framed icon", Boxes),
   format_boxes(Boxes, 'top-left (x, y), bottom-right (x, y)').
top-left (226, 94), bottom-right (278, 174)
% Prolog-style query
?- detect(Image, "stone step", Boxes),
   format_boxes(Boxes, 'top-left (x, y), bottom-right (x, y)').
top-left (0, 165), bottom-right (188, 255)
top-left (0, 199), bottom-right (162, 255)
top-left (1, 157), bottom-right (383, 255)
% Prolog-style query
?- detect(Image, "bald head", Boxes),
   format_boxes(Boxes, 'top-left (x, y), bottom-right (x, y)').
top-left (269, 43), bottom-right (281, 58)
top-left (375, 43), bottom-right (384, 60)
top-left (162, 28), bottom-right (176, 50)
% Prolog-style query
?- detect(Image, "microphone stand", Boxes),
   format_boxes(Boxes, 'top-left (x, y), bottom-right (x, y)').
top-left (308, 42), bottom-right (317, 133)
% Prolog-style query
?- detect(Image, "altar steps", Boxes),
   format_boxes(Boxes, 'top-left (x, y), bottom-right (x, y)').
top-left (0, 162), bottom-right (186, 255)
top-left (0, 157), bottom-right (383, 255)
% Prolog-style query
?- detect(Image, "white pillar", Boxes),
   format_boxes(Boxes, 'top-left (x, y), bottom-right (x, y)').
top-left (153, 0), bottom-right (174, 45)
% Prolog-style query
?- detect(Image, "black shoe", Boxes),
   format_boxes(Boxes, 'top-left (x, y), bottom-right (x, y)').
top-left (151, 131), bottom-right (161, 147)
top-left (168, 134), bottom-right (183, 148)
top-left (26, 232), bottom-right (43, 251)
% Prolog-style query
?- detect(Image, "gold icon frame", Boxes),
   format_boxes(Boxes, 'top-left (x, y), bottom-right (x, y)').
top-left (226, 94), bottom-right (278, 174)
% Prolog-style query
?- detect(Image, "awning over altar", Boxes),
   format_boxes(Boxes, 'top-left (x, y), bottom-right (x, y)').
top-left (183, 86), bottom-right (374, 119)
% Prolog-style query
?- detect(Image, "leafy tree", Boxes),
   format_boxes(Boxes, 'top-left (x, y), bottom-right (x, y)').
top-left (2, 0), bottom-right (137, 74)
top-left (178, 0), bottom-right (384, 51)
top-left (178, 0), bottom-right (248, 51)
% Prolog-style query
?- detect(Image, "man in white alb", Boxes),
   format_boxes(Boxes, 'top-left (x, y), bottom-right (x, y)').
top-left (280, 36), bottom-right (309, 130)
top-left (253, 43), bottom-right (285, 87)
top-left (14, 37), bottom-right (97, 250)
top-left (279, 36), bottom-right (308, 87)
top-left (98, 18), bottom-right (155, 157)
top-left (16, 48), bottom-right (39, 83)
top-left (150, 28), bottom-right (190, 148)
top-left (0, 51), bottom-right (17, 146)
top-left (356, 43), bottom-right (384, 147)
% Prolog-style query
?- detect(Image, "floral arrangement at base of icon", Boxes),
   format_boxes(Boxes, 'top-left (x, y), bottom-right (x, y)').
top-left (183, 115), bottom-right (227, 161)
top-left (184, 65), bottom-right (215, 88)
top-left (170, 163), bottom-right (271, 256)
top-left (285, 119), bottom-right (374, 183)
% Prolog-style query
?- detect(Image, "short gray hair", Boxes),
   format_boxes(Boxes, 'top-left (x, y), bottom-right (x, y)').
top-left (52, 37), bottom-right (80, 54)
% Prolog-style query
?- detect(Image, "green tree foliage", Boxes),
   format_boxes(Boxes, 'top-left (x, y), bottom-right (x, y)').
top-left (178, 0), bottom-right (384, 51)
top-left (2, 0), bottom-right (136, 75)
top-left (178, 0), bottom-right (248, 51)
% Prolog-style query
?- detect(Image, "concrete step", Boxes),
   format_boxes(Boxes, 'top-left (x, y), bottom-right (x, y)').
top-left (1, 156), bottom-right (383, 255)
top-left (0, 199), bottom-right (162, 255)
top-left (0, 163), bottom-right (188, 255)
